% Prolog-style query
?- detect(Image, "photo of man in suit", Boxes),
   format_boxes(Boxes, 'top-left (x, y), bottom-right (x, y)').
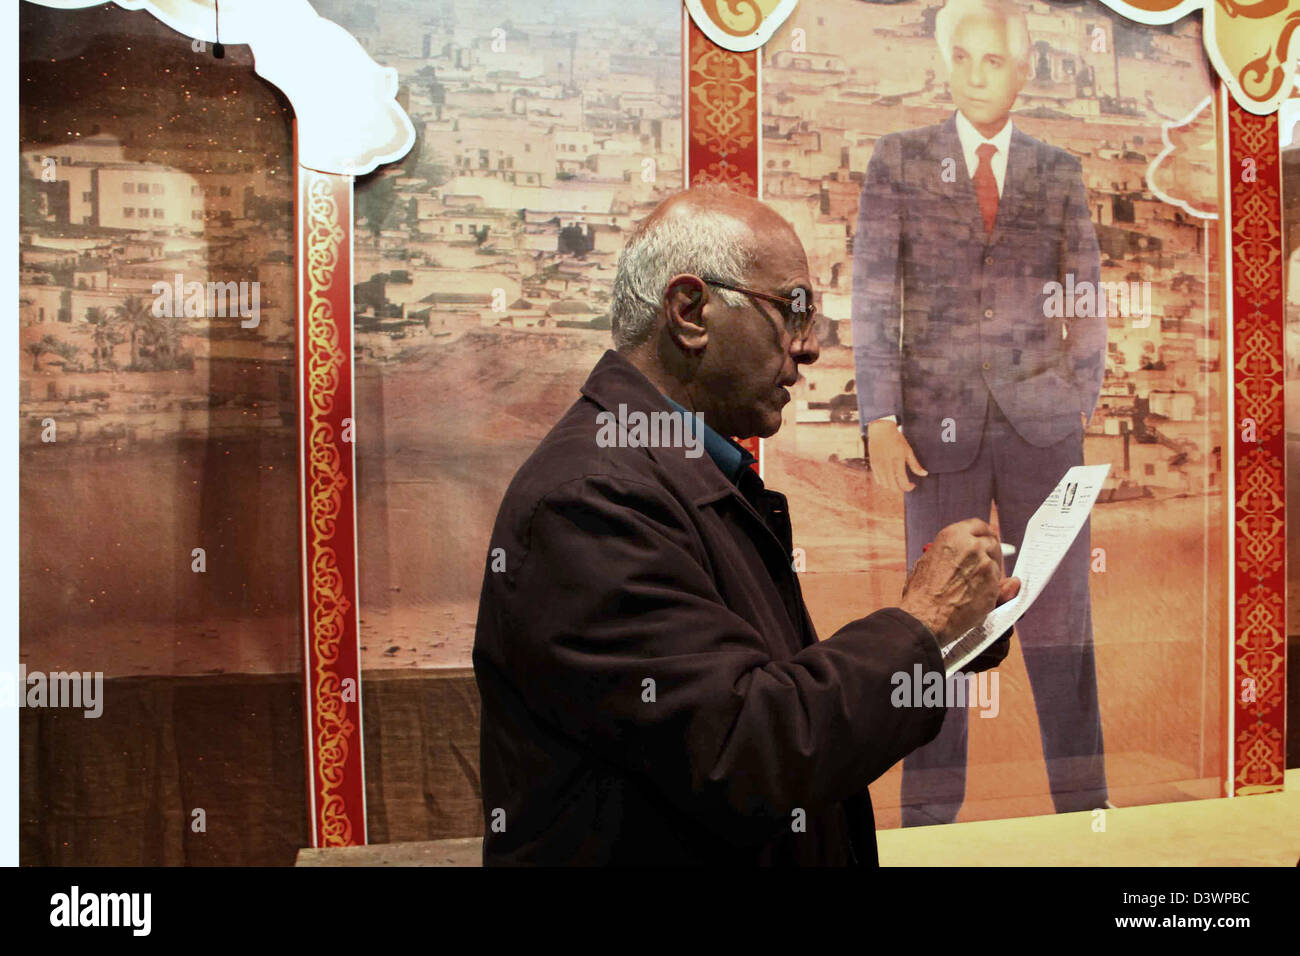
top-left (851, 0), bottom-right (1110, 826)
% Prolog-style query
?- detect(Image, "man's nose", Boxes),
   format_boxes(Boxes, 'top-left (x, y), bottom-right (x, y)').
top-left (969, 64), bottom-right (987, 87)
top-left (792, 326), bottom-right (820, 365)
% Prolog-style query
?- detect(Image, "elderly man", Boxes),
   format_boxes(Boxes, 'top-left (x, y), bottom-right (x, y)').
top-left (853, 0), bottom-right (1110, 827)
top-left (473, 187), bottom-right (1017, 866)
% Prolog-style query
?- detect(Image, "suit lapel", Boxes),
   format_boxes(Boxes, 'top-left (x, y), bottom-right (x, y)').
top-left (989, 127), bottom-right (1035, 246)
top-left (932, 115), bottom-right (982, 224)
top-left (925, 115), bottom-right (987, 253)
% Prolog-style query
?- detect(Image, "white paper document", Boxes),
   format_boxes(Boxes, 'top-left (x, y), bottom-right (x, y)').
top-left (939, 464), bottom-right (1110, 676)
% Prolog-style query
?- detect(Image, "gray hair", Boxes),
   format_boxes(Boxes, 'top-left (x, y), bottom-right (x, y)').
top-left (935, 0), bottom-right (1031, 70)
top-left (609, 204), bottom-right (756, 350)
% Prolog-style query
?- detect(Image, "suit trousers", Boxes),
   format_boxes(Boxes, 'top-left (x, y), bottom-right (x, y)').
top-left (899, 396), bottom-right (1109, 826)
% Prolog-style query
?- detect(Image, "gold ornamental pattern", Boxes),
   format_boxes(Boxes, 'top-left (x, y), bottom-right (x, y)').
top-left (1236, 585), bottom-right (1285, 704)
top-left (304, 173), bottom-right (357, 846)
top-left (689, 34), bottom-right (756, 158)
top-left (690, 158), bottom-right (757, 191)
top-left (1227, 101), bottom-right (1285, 795)
top-left (1233, 325), bottom-right (1284, 438)
top-left (1230, 187), bottom-right (1281, 295)
top-left (696, 0), bottom-right (764, 37)
top-left (1225, 0), bottom-right (1300, 104)
top-left (1234, 451), bottom-right (1285, 578)
top-left (1099, 0), bottom-right (1300, 114)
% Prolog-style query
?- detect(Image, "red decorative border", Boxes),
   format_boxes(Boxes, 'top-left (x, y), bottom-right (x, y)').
top-left (685, 12), bottom-right (759, 195)
top-left (296, 163), bottom-right (367, 844)
top-left (1226, 96), bottom-right (1287, 796)
top-left (685, 11), bottom-right (763, 473)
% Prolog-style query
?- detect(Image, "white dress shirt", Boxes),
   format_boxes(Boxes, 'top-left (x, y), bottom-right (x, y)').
top-left (955, 109), bottom-right (1014, 197)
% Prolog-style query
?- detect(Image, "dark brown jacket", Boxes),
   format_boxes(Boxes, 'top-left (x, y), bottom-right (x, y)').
top-left (473, 349), bottom-right (993, 865)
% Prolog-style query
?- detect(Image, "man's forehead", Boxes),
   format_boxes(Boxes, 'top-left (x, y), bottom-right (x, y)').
top-left (751, 228), bottom-right (810, 286)
top-left (953, 11), bottom-right (1011, 45)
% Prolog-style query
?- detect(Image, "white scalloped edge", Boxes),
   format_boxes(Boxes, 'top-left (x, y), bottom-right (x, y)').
top-left (683, 0), bottom-right (800, 53)
top-left (26, 0), bottom-right (416, 176)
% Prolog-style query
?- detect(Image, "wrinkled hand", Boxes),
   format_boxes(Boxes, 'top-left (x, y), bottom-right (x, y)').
top-left (898, 518), bottom-right (1021, 644)
top-left (867, 419), bottom-right (927, 492)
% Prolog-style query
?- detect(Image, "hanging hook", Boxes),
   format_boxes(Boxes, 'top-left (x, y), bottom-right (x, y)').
top-left (212, 0), bottom-right (225, 59)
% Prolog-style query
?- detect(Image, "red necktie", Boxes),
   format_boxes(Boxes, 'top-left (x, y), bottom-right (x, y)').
top-left (973, 142), bottom-right (999, 236)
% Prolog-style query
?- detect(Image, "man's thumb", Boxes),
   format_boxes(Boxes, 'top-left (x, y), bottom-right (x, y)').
top-left (907, 447), bottom-right (928, 476)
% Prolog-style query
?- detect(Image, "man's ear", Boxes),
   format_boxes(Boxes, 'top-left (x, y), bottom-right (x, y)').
top-left (663, 274), bottom-right (709, 352)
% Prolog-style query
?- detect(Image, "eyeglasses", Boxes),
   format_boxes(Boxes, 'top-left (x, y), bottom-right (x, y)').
top-left (700, 278), bottom-right (817, 343)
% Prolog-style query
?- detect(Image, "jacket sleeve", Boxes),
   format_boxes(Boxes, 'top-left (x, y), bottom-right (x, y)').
top-left (500, 473), bottom-right (947, 848)
top-left (851, 135), bottom-right (906, 429)
top-left (1059, 157), bottom-right (1105, 418)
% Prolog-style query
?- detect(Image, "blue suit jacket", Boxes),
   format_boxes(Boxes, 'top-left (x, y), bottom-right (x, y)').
top-left (851, 114), bottom-right (1105, 474)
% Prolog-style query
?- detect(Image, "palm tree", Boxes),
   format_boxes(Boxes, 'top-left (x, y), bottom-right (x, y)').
top-left (105, 327), bottom-right (127, 368)
top-left (157, 311), bottom-right (188, 363)
top-left (85, 306), bottom-right (111, 370)
top-left (112, 296), bottom-right (152, 369)
top-left (40, 334), bottom-right (79, 371)
top-left (145, 310), bottom-right (186, 365)
top-left (46, 338), bottom-right (80, 371)
top-left (49, 338), bottom-right (81, 371)
top-left (24, 341), bottom-right (49, 372)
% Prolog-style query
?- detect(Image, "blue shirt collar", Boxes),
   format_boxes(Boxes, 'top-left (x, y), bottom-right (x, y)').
top-left (664, 396), bottom-right (757, 484)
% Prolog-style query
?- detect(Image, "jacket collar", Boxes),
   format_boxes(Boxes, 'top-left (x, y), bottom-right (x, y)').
top-left (578, 349), bottom-right (750, 507)
top-left (664, 395), bottom-right (756, 483)
top-left (932, 116), bottom-right (981, 231)
top-left (579, 351), bottom-right (803, 613)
